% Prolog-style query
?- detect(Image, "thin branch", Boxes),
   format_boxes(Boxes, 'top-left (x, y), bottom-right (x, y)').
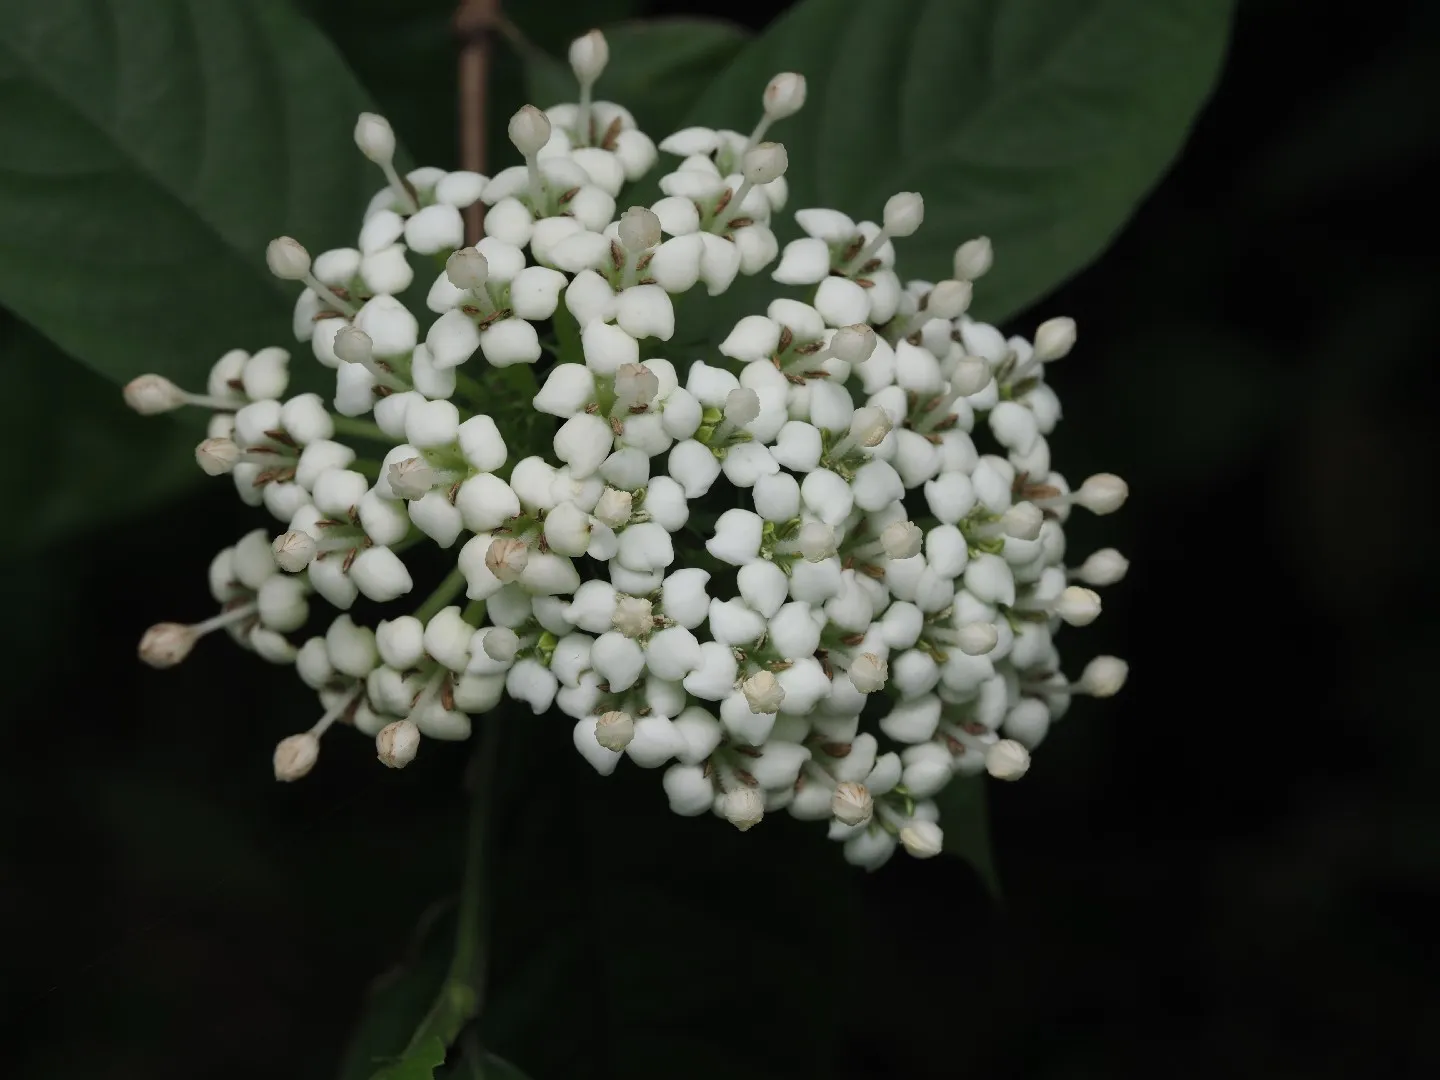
top-left (454, 0), bottom-right (502, 244)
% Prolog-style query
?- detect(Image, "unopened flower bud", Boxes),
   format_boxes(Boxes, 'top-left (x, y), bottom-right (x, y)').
top-left (388, 457), bottom-right (437, 501)
top-left (831, 781), bottom-right (873, 826)
top-left (741, 141), bottom-right (788, 185)
top-left (848, 652), bottom-right (888, 693)
top-left (568, 29), bottom-right (609, 85)
top-left (485, 537), bottom-right (530, 581)
top-left (762, 72), bottom-right (807, 118)
top-left (618, 206), bottom-right (662, 252)
top-left (742, 670), bottom-right (786, 714)
top-left (881, 520), bottom-right (923, 559)
top-left (1076, 473), bottom-right (1128, 515)
top-left (899, 819), bottom-right (944, 858)
top-left (273, 733), bottom-right (320, 782)
top-left (724, 387), bottom-right (761, 427)
top-left (376, 719), bottom-right (420, 768)
top-left (353, 112), bottom-right (397, 163)
top-left (953, 236), bottom-right (994, 281)
top-left (334, 325), bottom-right (374, 366)
top-left (613, 595), bottom-right (654, 637)
top-left (1001, 501), bottom-right (1044, 541)
top-left (1033, 317), bottom-right (1077, 362)
top-left (796, 521), bottom-right (838, 562)
top-left (830, 324), bottom-right (877, 364)
top-left (882, 192), bottom-right (924, 237)
top-left (849, 405), bottom-right (891, 447)
top-left (924, 279), bottom-right (972, 320)
top-left (265, 236), bottom-right (311, 280)
top-left (1079, 656), bottom-right (1129, 697)
top-left (986, 739), bottom-right (1030, 781)
top-left (956, 622), bottom-right (998, 656)
top-left (722, 786), bottom-right (764, 831)
top-left (950, 357), bottom-right (992, 397)
top-left (446, 247), bottom-right (489, 291)
top-left (508, 105), bottom-right (552, 156)
top-left (595, 710), bottom-right (635, 751)
top-left (123, 374), bottom-right (187, 415)
top-left (194, 437), bottom-right (240, 476)
top-left (138, 622), bottom-right (198, 669)
top-left (1074, 548), bottom-right (1129, 586)
top-left (273, 530), bottom-right (318, 572)
top-left (593, 488), bottom-right (633, 528)
top-left (1054, 585), bottom-right (1101, 626)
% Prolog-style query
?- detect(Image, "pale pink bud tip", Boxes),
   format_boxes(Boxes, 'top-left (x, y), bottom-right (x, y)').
top-left (882, 192), bottom-right (924, 237)
top-left (986, 739), bottom-right (1030, 781)
top-left (594, 710), bottom-right (635, 752)
top-left (273, 530), bottom-right (318, 573)
top-left (508, 105), bottom-right (552, 157)
top-left (138, 622), bottom-right (198, 669)
top-left (123, 374), bottom-right (188, 415)
top-left (446, 247), bottom-right (489, 291)
top-left (763, 72), bottom-right (807, 119)
top-left (273, 733), bottom-right (320, 782)
top-left (899, 819), bottom-right (944, 858)
top-left (953, 236), bottom-right (994, 281)
top-left (376, 720), bottom-right (421, 769)
top-left (568, 29), bottom-right (610, 85)
top-left (742, 141), bottom-right (788, 185)
top-left (195, 437), bottom-right (240, 476)
top-left (722, 786), bottom-right (765, 831)
top-left (831, 781), bottom-right (873, 826)
top-left (266, 236), bottom-right (311, 280)
top-left (353, 112), bottom-right (396, 164)
top-left (1077, 473), bottom-right (1128, 515)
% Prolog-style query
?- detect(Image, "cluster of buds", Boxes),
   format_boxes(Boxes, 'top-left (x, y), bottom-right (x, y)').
top-left (127, 30), bottom-right (1129, 870)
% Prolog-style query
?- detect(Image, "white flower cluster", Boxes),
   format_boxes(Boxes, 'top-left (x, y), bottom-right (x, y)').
top-left (127, 31), bottom-right (1130, 870)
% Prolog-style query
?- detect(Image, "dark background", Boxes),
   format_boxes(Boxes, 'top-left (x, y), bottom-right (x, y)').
top-left (4, 0), bottom-right (1437, 1076)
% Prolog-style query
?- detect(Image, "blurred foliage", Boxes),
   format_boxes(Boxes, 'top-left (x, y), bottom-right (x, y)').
top-left (4, 0), bottom-right (1438, 1078)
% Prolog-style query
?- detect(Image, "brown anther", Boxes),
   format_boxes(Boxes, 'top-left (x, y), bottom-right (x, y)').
top-left (348, 506), bottom-right (362, 526)
top-left (859, 562), bottom-right (887, 579)
top-left (734, 768), bottom-right (759, 787)
top-left (784, 373), bottom-right (806, 385)
top-left (951, 328), bottom-right (964, 342)
top-left (906, 332), bottom-right (923, 346)
top-left (702, 759), bottom-right (714, 779)
top-left (770, 354), bottom-right (783, 370)
top-left (856, 277), bottom-right (875, 289)
top-left (341, 695), bottom-right (363, 726)
top-left (610, 240), bottom-right (625, 273)
top-left (610, 416), bottom-right (624, 435)
top-left (374, 385), bottom-right (393, 398)
top-left (314, 518), bottom-right (346, 529)
top-left (600, 116), bottom-right (623, 151)
top-left (329, 286), bottom-right (352, 301)
top-left (400, 176), bottom-right (420, 205)
top-left (252, 469), bottom-right (278, 487)
top-left (713, 188), bottom-right (733, 216)
top-left (637, 707), bottom-right (652, 717)
top-left (793, 774), bottom-right (806, 792)
top-left (275, 467), bottom-right (296, 484)
top-left (944, 734), bottom-right (965, 755)
top-left (932, 415), bottom-right (959, 432)
top-left (794, 340), bottom-right (826, 355)
top-left (461, 304), bottom-right (482, 316)
top-left (839, 633), bottom-right (866, 647)
top-left (584, 402), bottom-right (599, 413)
top-left (636, 276), bottom-right (657, 286)
top-left (628, 403), bottom-right (650, 414)
top-left (861, 258), bottom-right (882, 274)
top-left (244, 444), bottom-right (285, 456)
top-left (822, 741), bottom-right (852, 758)
top-left (635, 251), bottom-right (655, 271)
top-left (597, 683), bottom-right (611, 694)
top-left (341, 547), bottom-right (359, 573)
top-left (776, 325), bottom-right (794, 355)
top-left (1023, 483), bottom-right (1063, 501)
top-left (925, 433), bottom-right (944, 445)
top-left (802, 370), bottom-right (830, 379)
top-left (558, 186), bottom-right (580, 205)
top-left (313, 309), bottom-right (345, 321)
top-left (962, 721), bottom-right (989, 736)
top-left (439, 677), bottom-right (455, 713)
top-left (726, 216), bottom-right (754, 229)
top-left (537, 533), bottom-right (550, 554)
top-left (840, 236), bottom-right (865, 263)
top-left (767, 659), bottom-right (793, 672)
top-left (476, 308), bottom-right (513, 332)
top-left (732, 745), bottom-right (762, 758)
top-left (226, 378), bottom-right (244, 391)
top-left (448, 480), bottom-right (462, 505)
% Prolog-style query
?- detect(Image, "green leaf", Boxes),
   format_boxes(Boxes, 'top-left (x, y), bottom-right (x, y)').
top-left (0, 309), bottom-right (203, 552)
top-left (0, 0), bottom-right (378, 389)
top-left (682, 0), bottom-right (1235, 325)
top-left (370, 1036), bottom-right (448, 1080)
top-left (932, 776), bottom-right (1002, 899)
top-left (520, 18), bottom-right (751, 137)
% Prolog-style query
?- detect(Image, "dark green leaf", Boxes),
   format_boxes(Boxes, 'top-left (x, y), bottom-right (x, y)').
top-left (520, 18), bottom-right (751, 137)
top-left (682, 0), bottom-right (1235, 326)
top-left (370, 1036), bottom-right (448, 1080)
top-left (932, 775), bottom-right (1001, 899)
top-left (0, 0), bottom-right (378, 389)
top-left (0, 309), bottom-right (203, 552)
